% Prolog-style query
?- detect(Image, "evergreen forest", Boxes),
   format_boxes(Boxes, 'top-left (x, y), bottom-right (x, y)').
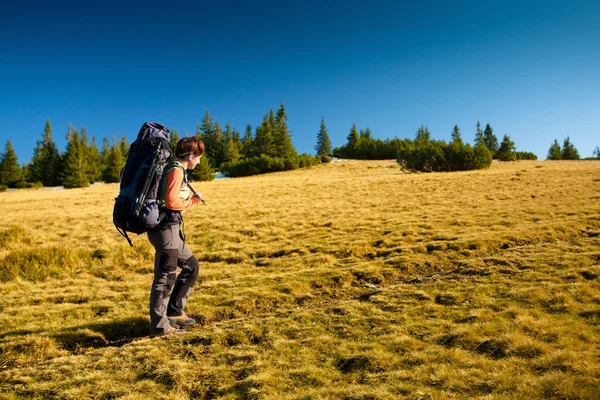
top-left (1, 106), bottom-right (595, 191)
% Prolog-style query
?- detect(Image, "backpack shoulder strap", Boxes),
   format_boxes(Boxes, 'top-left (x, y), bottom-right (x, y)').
top-left (159, 162), bottom-right (188, 204)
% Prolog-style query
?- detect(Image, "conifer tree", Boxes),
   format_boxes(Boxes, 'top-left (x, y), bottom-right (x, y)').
top-left (100, 137), bottom-right (111, 177)
top-left (315, 117), bottom-right (332, 156)
top-left (451, 125), bottom-right (463, 144)
top-left (170, 129), bottom-right (180, 150)
top-left (483, 123), bottom-right (499, 156)
top-left (199, 110), bottom-right (224, 167)
top-left (241, 124), bottom-right (254, 157)
top-left (29, 119), bottom-right (61, 186)
top-left (102, 138), bottom-right (125, 183)
top-left (473, 142), bottom-right (493, 168)
top-left (79, 127), bottom-right (93, 182)
top-left (474, 121), bottom-right (485, 146)
top-left (593, 146), bottom-right (600, 159)
top-left (232, 127), bottom-right (241, 143)
top-left (547, 139), bottom-right (562, 160)
top-left (0, 140), bottom-right (23, 187)
top-left (561, 137), bottom-right (580, 160)
top-left (213, 122), bottom-right (226, 166)
top-left (347, 123), bottom-right (361, 158)
top-left (191, 153), bottom-right (215, 181)
top-left (497, 134), bottom-right (517, 161)
top-left (361, 128), bottom-right (372, 141)
top-left (223, 136), bottom-right (240, 163)
top-left (415, 125), bottom-right (431, 142)
top-left (87, 136), bottom-right (102, 183)
top-left (273, 103), bottom-right (296, 158)
top-left (62, 126), bottom-right (90, 188)
top-left (120, 133), bottom-right (129, 157)
top-left (254, 111), bottom-right (275, 157)
top-left (222, 123), bottom-right (241, 163)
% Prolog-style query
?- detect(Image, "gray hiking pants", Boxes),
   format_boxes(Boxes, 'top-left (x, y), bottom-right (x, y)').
top-left (147, 224), bottom-right (200, 332)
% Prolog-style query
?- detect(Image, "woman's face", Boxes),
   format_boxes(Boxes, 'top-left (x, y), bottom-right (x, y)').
top-left (188, 154), bottom-right (202, 169)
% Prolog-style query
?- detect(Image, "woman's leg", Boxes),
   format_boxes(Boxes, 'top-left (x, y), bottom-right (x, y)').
top-left (167, 244), bottom-right (199, 317)
top-left (147, 225), bottom-right (180, 332)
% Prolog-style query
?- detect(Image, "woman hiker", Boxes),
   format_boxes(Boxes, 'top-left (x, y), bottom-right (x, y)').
top-left (148, 136), bottom-right (205, 336)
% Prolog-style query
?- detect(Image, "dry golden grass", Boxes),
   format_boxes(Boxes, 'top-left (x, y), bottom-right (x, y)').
top-left (1, 159), bottom-right (599, 399)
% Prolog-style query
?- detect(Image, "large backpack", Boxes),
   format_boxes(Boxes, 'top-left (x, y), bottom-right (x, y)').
top-left (113, 122), bottom-right (173, 245)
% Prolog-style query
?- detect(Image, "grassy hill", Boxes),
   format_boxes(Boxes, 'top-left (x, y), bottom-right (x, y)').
top-left (1, 160), bottom-right (599, 399)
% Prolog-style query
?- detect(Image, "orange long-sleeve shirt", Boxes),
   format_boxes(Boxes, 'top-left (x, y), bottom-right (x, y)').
top-left (164, 166), bottom-right (200, 211)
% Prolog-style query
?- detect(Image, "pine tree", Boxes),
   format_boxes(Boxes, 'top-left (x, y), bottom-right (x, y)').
top-left (593, 146), bottom-right (600, 159)
top-left (362, 128), bottom-right (372, 141)
top-left (0, 140), bottom-right (23, 187)
top-left (254, 111), bottom-right (275, 157)
top-left (483, 123), bottom-right (499, 155)
top-left (497, 134), bottom-right (517, 161)
top-left (547, 139), bottom-right (562, 160)
top-left (474, 121), bottom-right (485, 146)
top-left (62, 126), bottom-right (90, 188)
top-left (192, 154), bottom-right (215, 182)
top-left (315, 117), bottom-right (332, 156)
top-left (29, 119), bottom-right (61, 186)
top-left (120, 133), bottom-right (129, 158)
top-left (273, 103), bottom-right (296, 159)
top-left (347, 123), bottom-right (361, 158)
top-left (241, 124), bottom-right (254, 157)
top-left (100, 137), bottom-right (111, 177)
top-left (79, 127), bottom-right (93, 182)
top-left (232, 128), bottom-right (241, 143)
top-left (199, 110), bottom-right (224, 167)
top-left (102, 138), bottom-right (125, 183)
top-left (87, 136), bottom-right (102, 183)
top-left (223, 136), bottom-right (240, 163)
top-left (561, 137), bottom-right (580, 160)
top-left (170, 129), bottom-right (180, 150)
top-left (451, 125), bottom-right (463, 144)
top-left (415, 125), bottom-right (431, 142)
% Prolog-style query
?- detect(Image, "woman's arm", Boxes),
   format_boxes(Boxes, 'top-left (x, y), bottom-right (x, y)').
top-left (164, 168), bottom-right (200, 211)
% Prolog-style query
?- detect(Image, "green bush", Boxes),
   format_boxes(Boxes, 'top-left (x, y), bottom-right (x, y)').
top-left (516, 151), bottom-right (538, 160)
top-left (398, 141), bottom-right (492, 172)
top-left (15, 181), bottom-right (43, 189)
top-left (221, 153), bottom-right (317, 178)
top-left (298, 153), bottom-right (317, 168)
top-left (318, 154), bottom-right (332, 163)
top-left (0, 185), bottom-right (7, 192)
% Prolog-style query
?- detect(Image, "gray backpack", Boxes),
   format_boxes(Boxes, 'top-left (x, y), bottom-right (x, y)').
top-left (113, 122), bottom-right (173, 245)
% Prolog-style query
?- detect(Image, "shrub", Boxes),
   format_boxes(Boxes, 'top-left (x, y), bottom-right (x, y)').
top-left (15, 181), bottom-right (43, 189)
top-left (398, 140), bottom-right (492, 172)
top-left (298, 154), bottom-right (317, 168)
top-left (318, 154), bottom-right (332, 163)
top-left (516, 151), bottom-right (538, 160)
top-left (0, 184), bottom-right (7, 192)
top-left (221, 153), bottom-right (317, 177)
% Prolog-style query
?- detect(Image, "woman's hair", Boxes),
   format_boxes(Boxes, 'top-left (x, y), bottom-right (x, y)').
top-left (175, 137), bottom-right (205, 159)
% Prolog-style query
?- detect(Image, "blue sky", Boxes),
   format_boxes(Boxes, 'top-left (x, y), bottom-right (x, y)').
top-left (1, 0), bottom-right (599, 164)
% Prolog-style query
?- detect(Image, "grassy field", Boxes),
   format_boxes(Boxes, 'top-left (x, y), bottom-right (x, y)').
top-left (1, 159), bottom-right (599, 399)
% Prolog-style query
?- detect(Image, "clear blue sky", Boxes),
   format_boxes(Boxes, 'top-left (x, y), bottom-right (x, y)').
top-left (1, 0), bottom-right (599, 164)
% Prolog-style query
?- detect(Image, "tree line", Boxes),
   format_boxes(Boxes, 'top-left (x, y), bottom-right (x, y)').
top-left (545, 137), bottom-right (595, 160)
top-left (191, 104), bottom-right (326, 179)
top-left (1, 111), bottom-right (596, 189)
top-left (332, 121), bottom-right (540, 171)
top-left (0, 120), bottom-right (133, 190)
top-left (0, 103), bottom-right (333, 189)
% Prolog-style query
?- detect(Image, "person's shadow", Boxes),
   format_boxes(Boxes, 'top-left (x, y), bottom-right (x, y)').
top-left (52, 316), bottom-right (150, 350)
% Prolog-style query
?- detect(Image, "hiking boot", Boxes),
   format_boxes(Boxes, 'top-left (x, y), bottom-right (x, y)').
top-left (150, 326), bottom-right (185, 337)
top-left (167, 314), bottom-right (197, 327)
